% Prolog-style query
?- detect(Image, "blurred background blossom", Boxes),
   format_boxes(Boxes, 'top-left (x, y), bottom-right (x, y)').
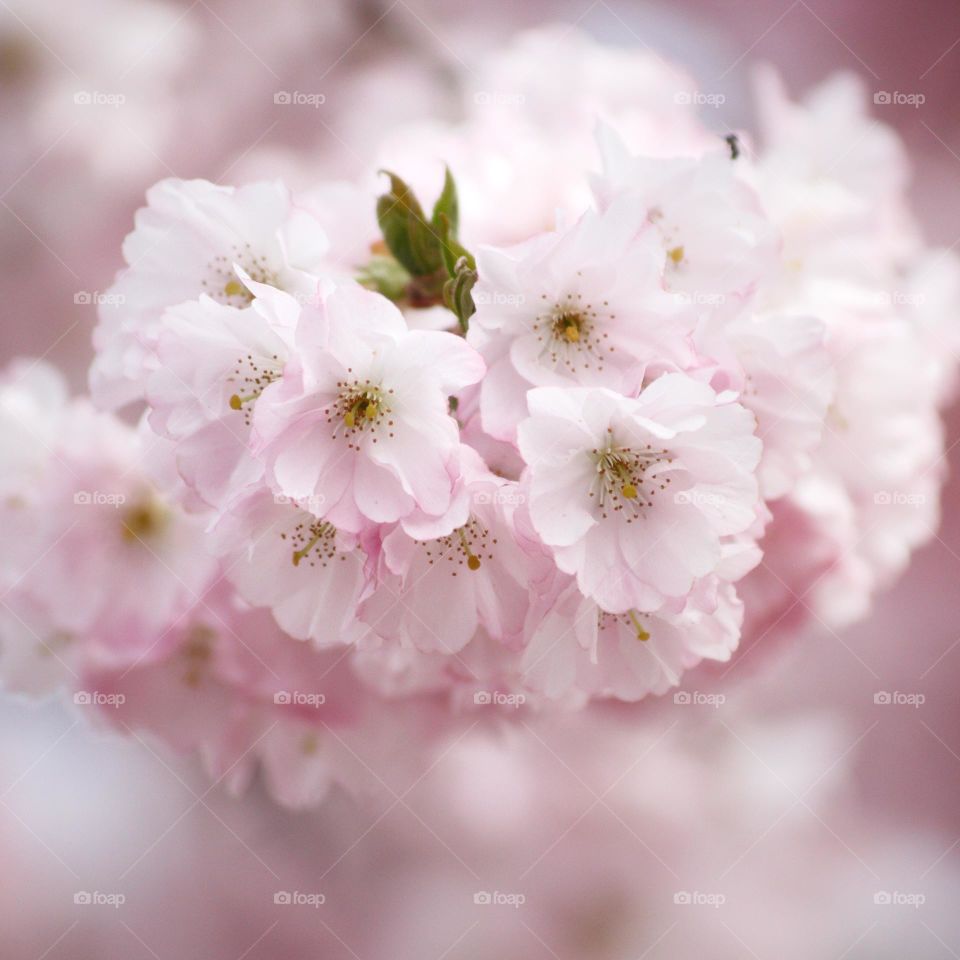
top-left (3, 0), bottom-right (960, 956)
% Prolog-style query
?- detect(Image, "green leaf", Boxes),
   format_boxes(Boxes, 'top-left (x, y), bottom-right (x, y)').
top-left (431, 166), bottom-right (459, 237)
top-left (436, 212), bottom-right (475, 278)
top-left (443, 256), bottom-right (478, 333)
top-left (376, 171), bottom-right (443, 277)
top-left (374, 168), bottom-right (480, 328)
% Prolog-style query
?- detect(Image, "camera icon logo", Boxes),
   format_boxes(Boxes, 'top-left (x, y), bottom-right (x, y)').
top-left (274, 691), bottom-right (292, 705)
top-left (874, 891), bottom-right (892, 905)
top-left (673, 691), bottom-right (691, 705)
top-left (274, 891), bottom-right (292, 905)
top-left (274, 91), bottom-right (292, 105)
top-left (874, 91), bottom-right (892, 104)
top-left (874, 691), bottom-right (892, 705)
top-left (73, 691), bottom-right (92, 705)
top-left (673, 891), bottom-right (692, 905)
top-left (473, 891), bottom-right (492, 905)
top-left (473, 691), bottom-right (492, 705)
top-left (74, 891), bottom-right (92, 905)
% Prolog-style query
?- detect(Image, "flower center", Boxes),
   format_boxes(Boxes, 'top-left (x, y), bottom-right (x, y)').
top-left (280, 517), bottom-right (340, 568)
top-left (552, 310), bottom-right (585, 343)
top-left (328, 376), bottom-right (394, 450)
top-left (600, 609), bottom-right (652, 642)
top-left (531, 291), bottom-right (615, 376)
top-left (419, 518), bottom-right (494, 575)
top-left (229, 352), bottom-right (282, 424)
top-left (202, 243), bottom-right (280, 307)
top-left (589, 434), bottom-right (673, 522)
top-left (120, 496), bottom-right (168, 543)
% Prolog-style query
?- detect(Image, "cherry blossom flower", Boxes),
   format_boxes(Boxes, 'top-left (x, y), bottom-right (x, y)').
top-left (253, 281), bottom-right (485, 529)
top-left (521, 574), bottom-right (743, 701)
top-left (2, 386), bottom-right (216, 669)
top-left (517, 377), bottom-right (762, 613)
top-left (91, 178), bottom-right (330, 409)
top-left (145, 277), bottom-right (299, 510)
top-left (593, 124), bottom-right (780, 302)
top-left (212, 488), bottom-right (369, 647)
top-left (469, 196), bottom-right (696, 442)
top-left (357, 448), bottom-right (541, 654)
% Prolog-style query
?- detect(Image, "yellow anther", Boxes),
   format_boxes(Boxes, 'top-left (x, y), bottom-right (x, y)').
top-left (344, 410), bottom-right (356, 428)
top-left (629, 610), bottom-right (651, 642)
top-left (467, 554), bottom-right (481, 571)
top-left (621, 483), bottom-right (638, 500)
top-left (668, 245), bottom-right (684, 265)
top-left (564, 324), bottom-right (580, 343)
top-left (365, 402), bottom-right (378, 420)
top-left (224, 279), bottom-right (245, 297)
top-left (229, 394), bottom-right (243, 410)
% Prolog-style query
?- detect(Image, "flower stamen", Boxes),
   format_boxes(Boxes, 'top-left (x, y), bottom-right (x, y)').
top-left (628, 609), bottom-right (651, 642)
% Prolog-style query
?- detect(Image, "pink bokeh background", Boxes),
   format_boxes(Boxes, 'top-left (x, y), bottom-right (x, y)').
top-left (2, 1), bottom-right (960, 956)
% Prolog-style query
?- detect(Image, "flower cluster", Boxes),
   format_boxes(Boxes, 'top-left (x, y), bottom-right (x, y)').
top-left (2, 27), bottom-right (957, 807)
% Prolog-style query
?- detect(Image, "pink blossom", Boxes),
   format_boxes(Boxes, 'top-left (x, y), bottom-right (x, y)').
top-left (521, 574), bottom-right (743, 701)
top-left (358, 449), bottom-right (541, 654)
top-left (469, 196), bottom-right (696, 442)
top-left (145, 278), bottom-right (297, 510)
top-left (91, 178), bottom-right (329, 409)
top-left (253, 281), bottom-right (485, 529)
top-left (212, 488), bottom-right (370, 647)
top-left (594, 124), bottom-right (780, 302)
top-left (517, 377), bottom-right (762, 613)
